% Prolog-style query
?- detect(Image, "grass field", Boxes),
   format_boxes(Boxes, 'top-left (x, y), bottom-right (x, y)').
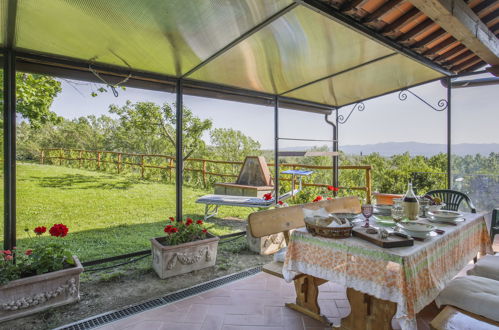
top-left (1, 163), bottom-right (253, 261)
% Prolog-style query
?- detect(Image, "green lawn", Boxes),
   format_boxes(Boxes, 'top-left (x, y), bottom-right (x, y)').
top-left (1, 163), bottom-right (252, 261)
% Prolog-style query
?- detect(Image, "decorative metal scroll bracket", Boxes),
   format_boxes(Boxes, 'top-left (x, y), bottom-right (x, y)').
top-left (338, 102), bottom-right (365, 124)
top-left (398, 89), bottom-right (448, 112)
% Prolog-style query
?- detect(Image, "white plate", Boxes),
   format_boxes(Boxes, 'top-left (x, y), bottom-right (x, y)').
top-left (427, 217), bottom-right (465, 224)
top-left (427, 210), bottom-right (462, 220)
top-left (400, 230), bottom-right (437, 239)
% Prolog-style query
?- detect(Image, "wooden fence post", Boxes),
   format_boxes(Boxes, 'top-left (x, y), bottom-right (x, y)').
top-left (118, 153), bottom-right (122, 174)
top-left (169, 158), bottom-right (174, 183)
top-left (141, 155), bottom-right (145, 179)
top-left (202, 160), bottom-right (207, 187)
top-left (40, 150), bottom-right (45, 164)
top-left (366, 167), bottom-right (372, 204)
top-left (97, 152), bottom-right (101, 170)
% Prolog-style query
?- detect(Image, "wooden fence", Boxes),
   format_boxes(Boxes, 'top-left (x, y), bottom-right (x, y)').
top-left (40, 148), bottom-right (372, 202)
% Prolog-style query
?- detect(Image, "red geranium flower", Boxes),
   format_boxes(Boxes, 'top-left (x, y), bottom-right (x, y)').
top-left (169, 217), bottom-right (175, 222)
top-left (312, 196), bottom-right (323, 202)
top-left (4, 255), bottom-right (13, 261)
top-left (202, 229), bottom-right (208, 233)
top-left (186, 218), bottom-right (193, 226)
top-left (262, 193), bottom-right (273, 201)
top-left (49, 224), bottom-right (69, 237)
top-left (3, 250), bottom-right (12, 255)
top-left (277, 201), bottom-right (284, 205)
top-left (196, 220), bottom-right (203, 225)
top-left (25, 249), bottom-right (33, 256)
top-left (164, 225), bottom-right (173, 233)
top-left (327, 197), bottom-right (333, 200)
top-left (34, 226), bottom-right (47, 235)
top-left (171, 228), bottom-right (178, 233)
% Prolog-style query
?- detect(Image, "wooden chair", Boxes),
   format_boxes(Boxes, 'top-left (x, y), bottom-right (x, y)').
top-left (430, 306), bottom-right (499, 330)
top-left (426, 189), bottom-right (477, 213)
top-left (490, 208), bottom-right (498, 244)
top-left (247, 196), bottom-right (361, 279)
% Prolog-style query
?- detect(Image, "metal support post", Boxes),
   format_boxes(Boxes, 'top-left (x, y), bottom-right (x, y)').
top-left (446, 77), bottom-right (452, 189)
top-left (324, 110), bottom-right (339, 195)
top-left (3, 50), bottom-right (16, 250)
top-left (274, 96), bottom-right (279, 202)
top-left (176, 80), bottom-right (183, 221)
top-left (334, 109), bottom-right (339, 195)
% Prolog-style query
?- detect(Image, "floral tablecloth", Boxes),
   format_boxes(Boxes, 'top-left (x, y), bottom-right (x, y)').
top-left (282, 212), bottom-right (493, 330)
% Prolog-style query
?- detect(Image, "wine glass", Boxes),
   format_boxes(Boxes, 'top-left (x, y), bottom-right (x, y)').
top-left (391, 204), bottom-right (404, 231)
top-left (361, 204), bottom-right (373, 228)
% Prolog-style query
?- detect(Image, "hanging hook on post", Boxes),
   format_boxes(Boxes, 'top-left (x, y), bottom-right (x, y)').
top-left (88, 50), bottom-right (132, 97)
top-left (398, 89), bottom-right (448, 112)
top-left (338, 102), bottom-right (365, 124)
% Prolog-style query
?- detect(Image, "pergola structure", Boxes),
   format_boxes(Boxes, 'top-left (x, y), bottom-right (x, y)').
top-left (2, 0), bottom-right (498, 251)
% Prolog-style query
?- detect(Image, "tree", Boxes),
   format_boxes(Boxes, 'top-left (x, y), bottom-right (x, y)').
top-left (0, 73), bottom-right (62, 127)
top-left (209, 128), bottom-right (261, 161)
top-left (109, 101), bottom-right (212, 160)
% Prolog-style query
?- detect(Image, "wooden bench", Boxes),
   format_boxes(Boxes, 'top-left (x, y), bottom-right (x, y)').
top-left (430, 306), bottom-right (499, 330)
top-left (248, 196), bottom-right (363, 325)
top-left (247, 196), bottom-right (361, 279)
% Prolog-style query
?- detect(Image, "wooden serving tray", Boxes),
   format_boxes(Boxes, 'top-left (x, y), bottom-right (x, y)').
top-left (352, 227), bottom-right (414, 248)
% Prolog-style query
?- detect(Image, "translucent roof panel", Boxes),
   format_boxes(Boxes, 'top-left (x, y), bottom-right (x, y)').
top-left (284, 54), bottom-right (443, 106)
top-left (0, 0), bottom-right (6, 47)
top-left (14, 0), bottom-right (292, 76)
top-left (188, 5), bottom-right (395, 94)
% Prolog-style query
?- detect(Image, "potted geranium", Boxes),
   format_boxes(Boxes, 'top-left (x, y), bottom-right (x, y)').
top-left (151, 217), bottom-right (219, 279)
top-left (0, 224), bottom-right (83, 323)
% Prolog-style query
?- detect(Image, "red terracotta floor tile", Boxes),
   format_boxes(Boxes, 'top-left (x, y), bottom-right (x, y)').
top-left (96, 272), bottom-right (445, 330)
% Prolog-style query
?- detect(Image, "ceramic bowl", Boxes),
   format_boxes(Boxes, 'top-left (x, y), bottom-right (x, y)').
top-left (427, 203), bottom-right (446, 212)
top-left (427, 210), bottom-right (462, 221)
top-left (397, 222), bottom-right (435, 238)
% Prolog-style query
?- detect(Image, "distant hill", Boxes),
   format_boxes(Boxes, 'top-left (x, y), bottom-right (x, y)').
top-left (340, 142), bottom-right (498, 157)
top-left (279, 142), bottom-right (498, 157)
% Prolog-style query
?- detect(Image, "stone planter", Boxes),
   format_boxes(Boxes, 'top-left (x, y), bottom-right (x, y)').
top-left (151, 234), bottom-right (219, 279)
top-left (0, 256), bottom-right (83, 323)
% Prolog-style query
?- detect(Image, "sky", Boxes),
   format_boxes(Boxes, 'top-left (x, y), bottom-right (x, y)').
top-left (51, 73), bottom-right (499, 150)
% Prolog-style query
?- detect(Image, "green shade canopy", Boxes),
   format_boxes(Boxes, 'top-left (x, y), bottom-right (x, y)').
top-left (4, 0), bottom-right (446, 110)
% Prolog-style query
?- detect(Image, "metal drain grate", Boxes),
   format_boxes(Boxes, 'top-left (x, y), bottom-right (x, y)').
top-left (56, 266), bottom-right (262, 330)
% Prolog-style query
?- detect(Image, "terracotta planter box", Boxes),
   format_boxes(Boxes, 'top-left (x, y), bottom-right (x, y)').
top-left (151, 235), bottom-right (219, 279)
top-left (0, 256), bottom-right (83, 323)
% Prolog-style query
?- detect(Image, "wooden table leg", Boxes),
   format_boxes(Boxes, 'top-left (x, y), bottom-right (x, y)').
top-left (339, 288), bottom-right (397, 330)
top-left (285, 275), bottom-right (331, 325)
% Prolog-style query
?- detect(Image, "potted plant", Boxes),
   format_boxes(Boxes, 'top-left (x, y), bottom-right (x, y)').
top-left (0, 224), bottom-right (83, 323)
top-left (151, 217), bottom-right (219, 279)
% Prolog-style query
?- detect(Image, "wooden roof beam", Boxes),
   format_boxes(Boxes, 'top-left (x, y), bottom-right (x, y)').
top-left (412, 28), bottom-right (448, 49)
top-left (363, 0), bottom-right (402, 23)
top-left (381, 7), bottom-right (423, 35)
top-left (423, 35), bottom-right (457, 55)
top-left (471, 0), bottom-right (496, 15)
top-left (451, 55), bottom-right (483, 71)
top-left (397, 18), bottom-right (435, 41)
top-left (408, 0), bottom-right (499, 66)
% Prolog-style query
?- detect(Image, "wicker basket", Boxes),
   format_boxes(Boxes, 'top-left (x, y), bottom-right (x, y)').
top-left (305, 222), bottom-right (352, 239)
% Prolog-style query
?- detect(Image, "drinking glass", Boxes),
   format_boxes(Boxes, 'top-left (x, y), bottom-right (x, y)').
top-left (361, 204), bottom-right (373, 228)
top-left (391, 204), bottom-right (404, 231)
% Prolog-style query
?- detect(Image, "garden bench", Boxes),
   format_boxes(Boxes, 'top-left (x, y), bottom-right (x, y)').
top-left (430, 306), bottom-right (499, 330)
top-left (247, 196), bottom-right (361, 279)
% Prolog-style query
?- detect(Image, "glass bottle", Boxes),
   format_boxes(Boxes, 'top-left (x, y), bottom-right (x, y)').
top-left (403, 182), bottom-right (419, 220)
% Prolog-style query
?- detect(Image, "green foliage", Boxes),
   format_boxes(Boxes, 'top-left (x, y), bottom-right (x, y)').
top-left (0, 72), bottom-right (62, 127)
top-left (0, 235), bottom-right (73, 285)
top-left (209, 128), bottom-right (261, 161)
top-left (4, 164), bottom-right (246, 262)
top-left (109, 101), bottom-right (212, 159)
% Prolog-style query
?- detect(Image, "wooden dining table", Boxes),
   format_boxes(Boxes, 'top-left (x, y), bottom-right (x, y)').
top-left (282, 212), bottom-right (493, 330)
